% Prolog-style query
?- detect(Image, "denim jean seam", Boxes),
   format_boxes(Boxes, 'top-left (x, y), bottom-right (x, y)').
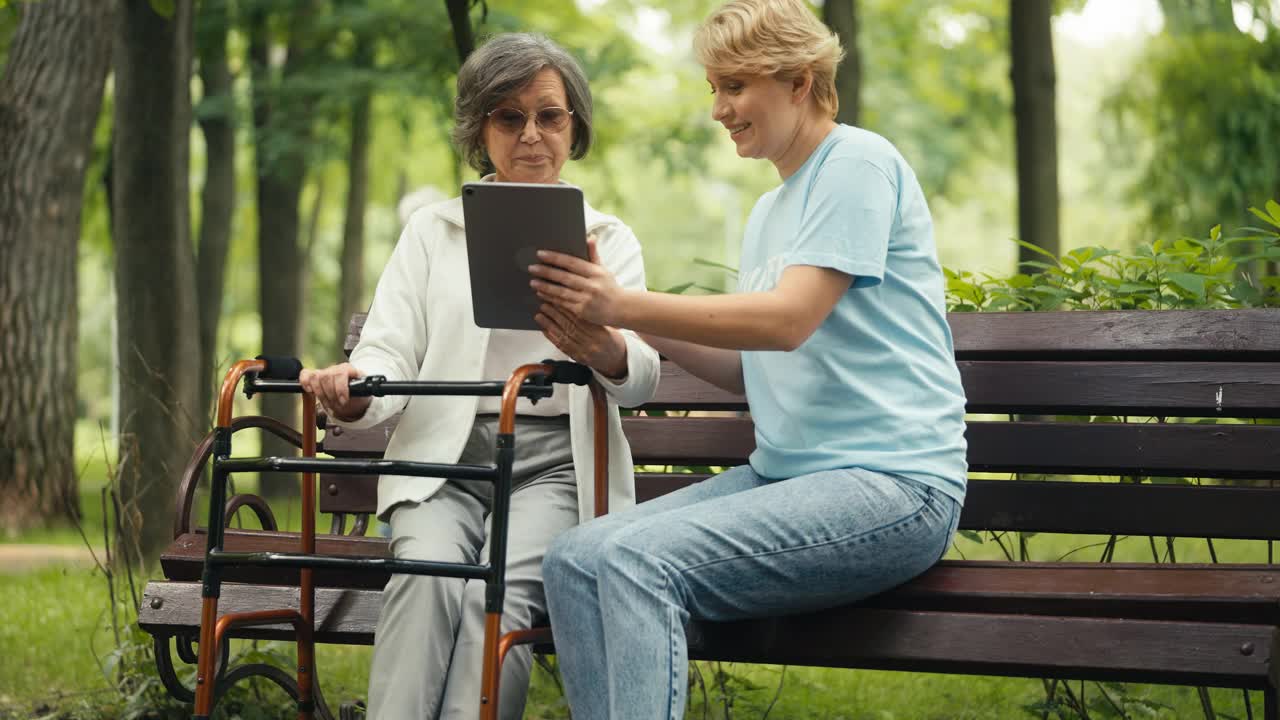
top-left (666, 490), bottom-right (936, 576)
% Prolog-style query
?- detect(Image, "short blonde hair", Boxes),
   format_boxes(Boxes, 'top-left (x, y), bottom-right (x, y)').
top-left (694, 0), bottom-right (844, 119)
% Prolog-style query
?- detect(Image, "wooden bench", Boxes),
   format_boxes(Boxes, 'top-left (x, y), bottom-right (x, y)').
top-left (139, 308), bottom-right (1280, 718)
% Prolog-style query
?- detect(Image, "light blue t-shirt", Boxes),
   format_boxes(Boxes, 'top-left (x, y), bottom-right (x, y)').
top-left (737, 124), bottom-right (968, 501)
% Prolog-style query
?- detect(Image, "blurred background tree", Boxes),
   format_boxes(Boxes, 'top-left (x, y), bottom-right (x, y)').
top-left (0, 0), bottom-right (1277, 551)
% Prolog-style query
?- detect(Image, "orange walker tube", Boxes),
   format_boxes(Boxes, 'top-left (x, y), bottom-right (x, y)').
top-left (479, 367), bottom-right (610, 720)
top-left (193, 360), bottom-right (317, 720)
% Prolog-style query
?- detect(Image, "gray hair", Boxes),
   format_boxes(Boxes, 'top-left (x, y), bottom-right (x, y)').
top-left (453, 33), bottom-right (594, 173)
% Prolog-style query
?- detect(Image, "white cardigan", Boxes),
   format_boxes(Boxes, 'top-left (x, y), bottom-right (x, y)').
top-left (339, 185), bottom-right (661, 522)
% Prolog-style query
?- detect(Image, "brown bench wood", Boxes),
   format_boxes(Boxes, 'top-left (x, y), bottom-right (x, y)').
top-left (140, 308), bottom-right (1280, 715)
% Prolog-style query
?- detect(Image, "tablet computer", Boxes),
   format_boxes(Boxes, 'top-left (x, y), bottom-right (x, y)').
top-left (462, 181), bottom-right (588, 330)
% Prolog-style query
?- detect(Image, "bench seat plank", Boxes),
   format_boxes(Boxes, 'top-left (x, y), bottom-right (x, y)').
top-left (157, 536), bottom-right (1280, 625)
top-left (139, 581), bottom-right (1275, 688)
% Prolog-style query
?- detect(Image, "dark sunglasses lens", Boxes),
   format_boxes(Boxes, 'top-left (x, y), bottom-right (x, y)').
top-left (492, 109), bottom-right (526, 132)
top-left (536, 108), bottom-right (569, 131)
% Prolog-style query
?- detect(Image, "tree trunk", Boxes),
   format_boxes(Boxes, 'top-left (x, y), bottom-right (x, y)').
top-left (822, 0), bottom-right (861, 126)
top-left (338, 80), bottom-right (372, 355)
top-left (298, 173), bottom-right (325, 355)
top-left (444, 0), bottom-right (475, 63)
top-left (0, 0), bottom-right (115, 534)
top-left (1010, 0), bottom-right (1061, 267)
top-left (195, 0), bottom-right (236, 423)
top-left (113, 0), bottom-right (200, 559)
top-left (249, 6), bottom-right (313, 495)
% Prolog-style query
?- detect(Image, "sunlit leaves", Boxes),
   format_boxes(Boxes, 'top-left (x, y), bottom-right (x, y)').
top-left (945, 207), bottom-right (1280, 311)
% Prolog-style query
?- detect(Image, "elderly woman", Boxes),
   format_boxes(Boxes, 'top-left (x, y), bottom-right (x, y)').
top-left (299, 33), bottom-right (659, 719)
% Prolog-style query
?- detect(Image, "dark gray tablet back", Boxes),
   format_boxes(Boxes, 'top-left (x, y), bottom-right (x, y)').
top-left (461, 182), bottom-right (587, 330)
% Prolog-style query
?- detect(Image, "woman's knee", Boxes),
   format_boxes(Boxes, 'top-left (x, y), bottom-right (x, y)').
top-left (542, 523), bottom-right (602, 584)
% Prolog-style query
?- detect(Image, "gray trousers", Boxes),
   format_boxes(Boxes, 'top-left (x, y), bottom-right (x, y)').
top-left (367, 416), bottom-right (579, 720)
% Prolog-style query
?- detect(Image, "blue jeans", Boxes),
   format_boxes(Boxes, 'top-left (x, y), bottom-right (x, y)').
top-left (542, 464), bottom-right (961, 719)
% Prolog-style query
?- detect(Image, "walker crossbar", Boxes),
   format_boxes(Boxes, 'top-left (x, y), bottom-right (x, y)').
top-left (191, 358), bottom-right (606, 720)
top-left (217, 456), bottom-right (499, 480)
top-left (206, 551), bottom-right (493, 581)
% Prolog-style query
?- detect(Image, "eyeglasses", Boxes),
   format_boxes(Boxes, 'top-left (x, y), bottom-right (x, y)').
top-left (485, 106), bottom-right (574, 134)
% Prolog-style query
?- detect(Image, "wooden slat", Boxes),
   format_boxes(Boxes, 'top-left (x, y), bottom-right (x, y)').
top-left (626, 418), bottom-right (1280, 480)
top-left (961, 479), bottom-right (1280, 539)
top-left (317, 474), bottom-right (379, 516)
top-left (140, 581), bottom-right (381, 645)
top-left (872, 561), bottom-right (1280, 624)
top-left (950, 308), bottom-right (1280, 360)
top-left (140, 580), bottom-right (1275, 687)
top-left (160, 530), bottom-right (389, 588)
top-left (968, 421), bottom-right (1280, 479)
top-left (321, 415), bottom-right (399, 457)
top-left (623, 416), bottom-right (755, 466)
top-left (142, 560), bottom-right (1280, 641)
top-left (310, 474), bottom-right (1280, 541)
top-left (347, 309), bottom-right (1280, 360)
top-left (685, 610), bottom-right (1274, 687)
top-left (640, 362), bottom-right (746, 411)
top-left (960, 361), bottom-right (1280, 417)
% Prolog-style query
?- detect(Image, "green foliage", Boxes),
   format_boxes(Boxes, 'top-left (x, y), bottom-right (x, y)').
top-left (1104, 21), bottom-right (1280, 241)
top-left (945, 204), bottom-right (1280, 312)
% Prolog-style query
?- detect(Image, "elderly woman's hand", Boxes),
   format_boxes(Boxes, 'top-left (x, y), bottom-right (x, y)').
top-left (535, 303), bottom-right (628, 380)
top-left (299, 362), bottom-right (371, 423)
top-left (529, 236), bottom-right (627, 327)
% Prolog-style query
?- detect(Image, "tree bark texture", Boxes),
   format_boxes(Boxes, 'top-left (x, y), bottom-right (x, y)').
top-left (822, 0), bottom-right (861, 126)
top-left (0, 0), bottom-right (115, 533)
top-left (112, 0), bottom-right (201, 558)
top-left (250, 5), bottom-right (314, 493)
top-left (338, 79), bottom-right (372, 356)
top-left (195, 0), bottom-right (237, 422)
top-left (1010, 0), bottom-right (1061, 267)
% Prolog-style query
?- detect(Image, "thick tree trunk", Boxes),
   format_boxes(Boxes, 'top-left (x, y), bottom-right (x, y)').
top-left (113, 0), bottom-right (200, 559)
top-left (195, 0), bottom-right (236, 422)
top-left (249, 7), bottom-right (312, 495)
top-left (1011, 0), bottom-right (1061, 267)
top-left (338, 86), bottom-right (372, 354)
top-left (0, 0), bottom-right (115, 534)
top-left (822, 0), bottom-right (861, 126)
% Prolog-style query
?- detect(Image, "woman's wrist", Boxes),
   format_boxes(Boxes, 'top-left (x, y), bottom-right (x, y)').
top-left (600, 330), bottom-right (629, 380)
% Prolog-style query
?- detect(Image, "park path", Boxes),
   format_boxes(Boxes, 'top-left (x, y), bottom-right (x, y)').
top-left (0, 544), bottom-right (95, 572)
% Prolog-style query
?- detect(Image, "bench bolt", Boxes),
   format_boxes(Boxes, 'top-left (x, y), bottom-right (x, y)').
top-left (150, 597), bottom-right (163, 610)
top-left (328, 484), bottom-right (339, 496)
top-left (1241, 642), bottom-right (1255, 656)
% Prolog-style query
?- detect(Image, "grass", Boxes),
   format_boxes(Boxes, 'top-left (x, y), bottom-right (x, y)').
top-left (2, 529), bottom-right (1272, 718)
top-left (2, 437), bottom-right (1270, 717)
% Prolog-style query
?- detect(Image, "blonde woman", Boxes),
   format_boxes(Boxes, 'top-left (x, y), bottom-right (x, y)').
top-left (532, 1), bottom-right (967, 716)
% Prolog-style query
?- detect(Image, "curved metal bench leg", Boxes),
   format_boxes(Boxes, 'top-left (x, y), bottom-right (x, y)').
top-left (210, 661), bottom-right (336, 720)
top-left (154, 632), bottom-right (229, 705)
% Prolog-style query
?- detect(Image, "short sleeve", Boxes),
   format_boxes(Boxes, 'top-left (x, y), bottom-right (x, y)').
top-left (786, 158), bottom-right (898, 289)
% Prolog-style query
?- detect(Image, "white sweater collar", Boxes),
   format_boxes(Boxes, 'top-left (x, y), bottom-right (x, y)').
top-left (432, 173), bottom-right (615, 232)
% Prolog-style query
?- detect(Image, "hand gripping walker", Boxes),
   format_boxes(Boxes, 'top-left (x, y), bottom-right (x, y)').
top-left (191, 355), bottom-right (610, 720)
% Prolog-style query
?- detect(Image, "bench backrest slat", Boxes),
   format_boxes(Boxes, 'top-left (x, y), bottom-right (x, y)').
top-left (319, 309), bottom-right (1280, 543)
top-left (962, 479), bottom-right (1280, 539)
top-left (949, 309), bottom-right (1280, 360)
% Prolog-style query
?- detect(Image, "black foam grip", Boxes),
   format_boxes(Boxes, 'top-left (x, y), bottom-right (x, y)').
top-left (540, 360), bottom-right (592, 386)
top-left (254, 355), bottom-right (303, 380)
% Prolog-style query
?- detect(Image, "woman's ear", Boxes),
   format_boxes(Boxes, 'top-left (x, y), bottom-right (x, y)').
top-left (791, 70), bottom-right (814, 106)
